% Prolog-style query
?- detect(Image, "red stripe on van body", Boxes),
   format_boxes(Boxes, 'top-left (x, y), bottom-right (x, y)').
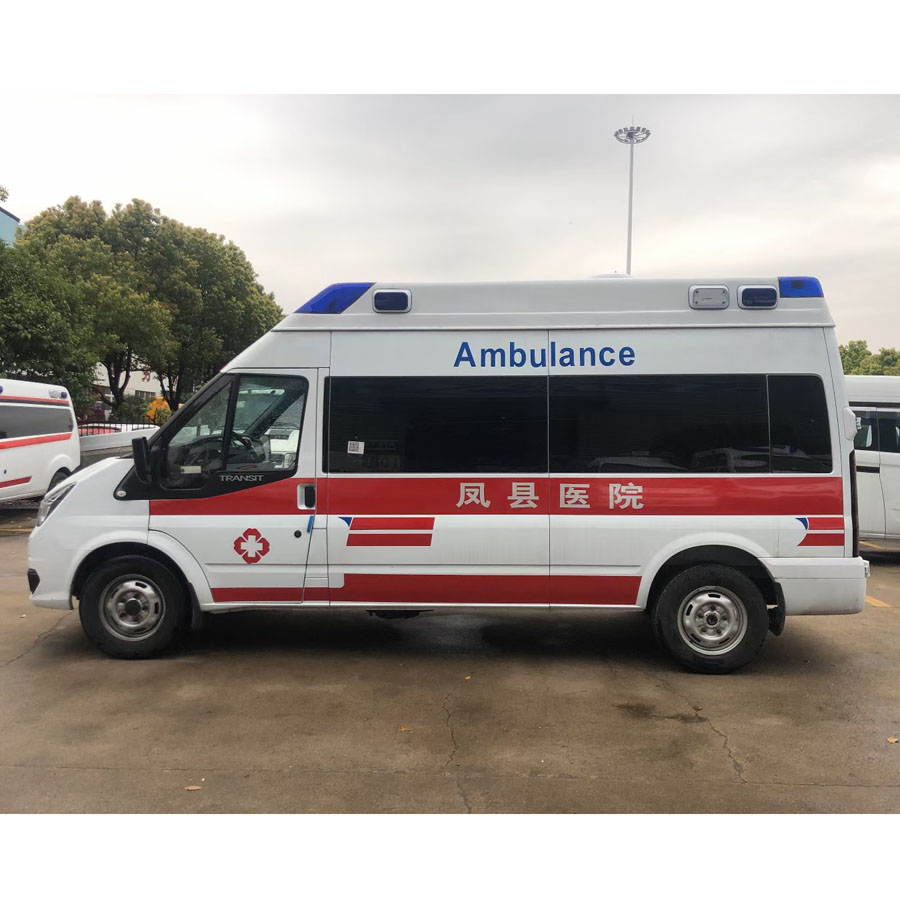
top-left (150, 479), bottom-right (316, 516)
top-left (212, 587), bottom-right (303, 603)
top-left (807, 516), bottom-right (844, 530)
top-left (351, 517), bottom-right (435, 531)
top-left (0, 395), bottom-right (70, 405)
top-left (334, 573), bottom-right (550, 605)
top-left (0, 432), bottom-right (73, 450)
top-left (213, 575), bottom-right (638, 606)
top-left (324, 573), bottom-right (638, 605)
top-left (799, 532), bottom-right (846, 547)
top-left (0, 476), bottom-right (31, 489)
top-left (347, 533), bottom-right (433, 547)
top-left (550, 575), bottom-right (641, 605)
top-left (326, 476), bottom-right (843, 516)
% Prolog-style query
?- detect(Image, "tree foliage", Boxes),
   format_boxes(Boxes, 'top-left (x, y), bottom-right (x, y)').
top-left (0, 242), bottom-right (96, 410)
top-left (1, 196), bottom-right (282, 416)
top-left (840, 340), bottom-right (900, 376)
top-left (0, 185), bottom-right (8, 203)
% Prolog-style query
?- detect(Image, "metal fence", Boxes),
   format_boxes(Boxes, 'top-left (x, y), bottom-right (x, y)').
top-left (77, 422), bottom-right (159, 437)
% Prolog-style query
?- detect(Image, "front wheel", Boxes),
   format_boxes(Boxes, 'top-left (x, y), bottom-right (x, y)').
top-left (650, 564), bottom-right (769, 674)
top-left (79, 556), bottom-right (185, 659)
top-left (48, 468), bottom-right (70, 490)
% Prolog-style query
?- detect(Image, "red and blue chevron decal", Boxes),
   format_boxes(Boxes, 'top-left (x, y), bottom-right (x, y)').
top-left (339, 516), bottom-right (435, 547)
top-left (796, 515), bottom-right (845, 547)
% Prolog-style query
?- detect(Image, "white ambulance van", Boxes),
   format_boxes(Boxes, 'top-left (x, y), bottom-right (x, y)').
top-left (1, 379), bottom-right (79, 502)
top-left (846, 374), bottom-right (900, 549)
top-left (28, 277), bottom-right (868, 672)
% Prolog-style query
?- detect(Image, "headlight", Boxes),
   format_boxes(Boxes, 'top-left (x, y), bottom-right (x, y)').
top-left (36, 483), bottom-right (75, 526)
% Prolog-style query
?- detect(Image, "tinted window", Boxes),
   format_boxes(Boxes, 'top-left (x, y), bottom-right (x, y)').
top-left (768, 375), bottom-right (832, 472)
top-left (0, 404), bottom-right (74, 440)
top-left (877, 410), bottom-right (900, 454)
top-left (550, 375), bottom-right (770, 473)
top-left (852, 409), bottom-right (878, 451)
top-left (327, 376), bottom-right (547, 473)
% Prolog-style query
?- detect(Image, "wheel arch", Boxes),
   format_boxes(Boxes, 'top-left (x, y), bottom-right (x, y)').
top-left (641, 539), bottom-right (784, 634)
top-left (72, 542), bottom-right (190, 602)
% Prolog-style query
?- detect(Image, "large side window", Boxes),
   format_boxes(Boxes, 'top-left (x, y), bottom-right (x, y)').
top-left (877, 409), bottom-right (900, 454)
top-left (768, 375), bottom-right (832, 472)
top-left (0, 404), bottom-right (74, 440)
top-left (550, 375), bottom-right (770, 473)
top-left (326, 376), bottom-right (547, 473)
top-left (161, 374), bottom-right (308, 490)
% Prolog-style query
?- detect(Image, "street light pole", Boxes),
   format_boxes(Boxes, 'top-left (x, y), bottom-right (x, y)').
top-left (614, 125), bottom-right (651, 274)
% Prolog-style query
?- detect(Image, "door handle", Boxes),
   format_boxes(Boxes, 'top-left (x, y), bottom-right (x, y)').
top-left (300, 483), bottom-right (316, 508)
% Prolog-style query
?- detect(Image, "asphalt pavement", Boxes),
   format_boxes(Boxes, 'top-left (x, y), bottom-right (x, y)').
top-left (2, 504), bottom-right (899, 813)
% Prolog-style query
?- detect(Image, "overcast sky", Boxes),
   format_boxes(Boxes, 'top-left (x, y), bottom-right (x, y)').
top-left (4, 94), bottom-right (900, 347)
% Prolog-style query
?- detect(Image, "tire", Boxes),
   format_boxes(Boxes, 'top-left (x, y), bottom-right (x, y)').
top-left (48, 469), bottom-right (70, 490)
top-left (650, 564), bottom-right (769, 674)
top-left (79, 556), bottom-right (185, 659)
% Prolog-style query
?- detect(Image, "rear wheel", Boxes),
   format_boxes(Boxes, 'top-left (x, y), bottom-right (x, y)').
top-left (79, 556), bottom-right (185, 659)
top-left (650, 564), bottom-right (769, 674)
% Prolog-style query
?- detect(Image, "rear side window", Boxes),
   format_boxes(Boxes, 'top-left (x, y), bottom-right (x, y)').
top-left (550, 375), bottom-right (770, 473)
top-left (326, 376), bottom-right (547, 473)
top-left (0, 404), bottom-right (74, 440)
top-left (877, 410), bottom-right (900, 454)
top-left (852, 409), bottom-right (878, 451)
top-left (768, 375), bottom-right (832, 472)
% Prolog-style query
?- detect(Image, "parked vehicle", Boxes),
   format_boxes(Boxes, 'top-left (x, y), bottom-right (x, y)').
top-left (846, 374), bottom-right (900, 549)
top-left (27, 277), bottom-right (867, 672)
top-left (1, 379), bottom-right (79, 502)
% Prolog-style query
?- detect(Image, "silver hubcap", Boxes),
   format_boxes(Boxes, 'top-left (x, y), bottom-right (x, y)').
top-left (100, 576), bottom-right (166, 641)
top-left (677, 586), bottom-right (747, 656)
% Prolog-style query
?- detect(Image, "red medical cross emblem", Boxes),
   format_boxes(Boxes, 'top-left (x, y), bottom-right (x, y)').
top-left (233, 528), bottom-right (270, 564)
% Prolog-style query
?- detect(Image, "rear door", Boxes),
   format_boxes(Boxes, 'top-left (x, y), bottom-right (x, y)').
top-left (876, 408), bottom-right (900, 538)
top-left (851, 407), bottom-right (884, 537)
top-left (149, 370), bottom-right (318, 605)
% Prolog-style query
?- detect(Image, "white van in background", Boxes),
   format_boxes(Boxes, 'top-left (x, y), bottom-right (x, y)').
top-left (28, 277), bottom-right (868, 673)
top-left (0, 379), bottom-right (80, 502)
top-left (846, 375), bottom-right (900, 548)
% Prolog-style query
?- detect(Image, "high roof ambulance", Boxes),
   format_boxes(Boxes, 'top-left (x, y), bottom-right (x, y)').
top-left (1, 379), bottom-right (79, 502)
top-left (27, 277), bottom-right (867, 672)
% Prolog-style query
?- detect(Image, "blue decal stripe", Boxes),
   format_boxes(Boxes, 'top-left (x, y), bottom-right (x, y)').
top-left (295, 282), bottom-right (374, 314)
top-left (796, 517), bottom-right (809, 530)
top-left (338, 516), bottom-right (352, 527)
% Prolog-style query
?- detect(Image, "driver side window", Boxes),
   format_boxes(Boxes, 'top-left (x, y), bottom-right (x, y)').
top-left (160, 374), bottom-right (308, 491)
top-left (162, 380), bottom-right (234, 490)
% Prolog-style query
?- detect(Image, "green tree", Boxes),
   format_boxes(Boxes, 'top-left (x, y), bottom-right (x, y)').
top-left (840, 340), bottom-right (900, 376)
top-left (0, 185), bottom-right (8, 203)
top-left (107, 200), bottom-right (282, 408)
top-left (18, 198), bottom-right (174, 409)
top-left (0, 242), bottom-right (96, 412)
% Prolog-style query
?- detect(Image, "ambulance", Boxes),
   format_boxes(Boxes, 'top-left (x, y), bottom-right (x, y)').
top-left (846, 374), bottom-right (900, 549)
top-left (1, 379), bottom-right (79, 502)
top-left (27, 277), bottom-right (868, 672)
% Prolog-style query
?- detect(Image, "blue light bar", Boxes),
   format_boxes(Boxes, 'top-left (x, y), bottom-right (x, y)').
top-left (295, 282), bottom-right (374, 314)
top-left (778, 276), bottom-right (823, 298)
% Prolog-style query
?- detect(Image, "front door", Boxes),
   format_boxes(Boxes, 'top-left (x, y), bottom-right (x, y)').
top-left (149, 369), bottom-right (318, 606)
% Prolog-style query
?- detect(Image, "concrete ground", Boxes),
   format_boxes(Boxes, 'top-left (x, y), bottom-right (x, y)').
top-left (1, 504), bottom-right (899, 813)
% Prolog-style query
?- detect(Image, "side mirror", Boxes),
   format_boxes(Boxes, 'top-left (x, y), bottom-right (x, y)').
top-left (132, 436), bottom-right (152, 485)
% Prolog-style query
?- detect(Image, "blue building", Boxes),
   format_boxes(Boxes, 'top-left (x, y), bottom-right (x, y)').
top-left (0, 206), bottom-right (21, 245)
